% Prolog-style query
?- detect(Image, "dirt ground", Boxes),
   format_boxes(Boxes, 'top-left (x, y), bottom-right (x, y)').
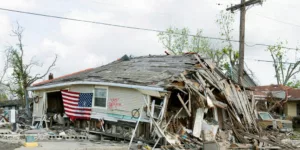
top-left (0, 141), bottom-right (22, 150)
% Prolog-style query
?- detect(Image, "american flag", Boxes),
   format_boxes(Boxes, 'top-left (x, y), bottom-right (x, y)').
top-left (61, 90), bottom-right (93, 120)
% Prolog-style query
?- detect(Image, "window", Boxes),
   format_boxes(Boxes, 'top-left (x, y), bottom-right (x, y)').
top-left (94, 88), bottom-right (107, 108)
top-left (258, 112), bottom-right (273, 120)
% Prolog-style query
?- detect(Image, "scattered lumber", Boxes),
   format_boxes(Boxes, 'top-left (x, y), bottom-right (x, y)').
top-left (141, 54), bottom-right (295, 149)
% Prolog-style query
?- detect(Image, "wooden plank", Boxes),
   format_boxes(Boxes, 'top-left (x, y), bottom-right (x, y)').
top-left (192, 78), bottom-right (204, 92)
top-left (153, 115), bottom-right (174, 149)
top-left (206, 88), bottom-right (227, 109)
top-left (236, 89), bottom-right (252, 129)
top-left (174, 86), bottom-right (188, 94)
top-left (174, 101), bottom-right (189, 119)
top-left (206, 96), bottom-right (214, 108)
top-left (158, 95), bottom-right (169, 122)
top-left (193, 54), bottom-right (208, 69)
top-left (211, 99), bottom-right (227, 109)
top-left (183, 81), bottom-right (206, 107)
top-left (188, 92), bottom-right (191, 112)
top-left (202, 59), bottom-right (216, 70)
top-left (198, 70), bottom-right (220, 90)
top-left (192, 108), bottom-right (205, 138)
top-left (150, 100), bottom-right (155, 131)
top-left (229, 81), bottom-right (243, 114)
top-left (196, 72), bottom-right (207, 87)
top-left (177, 94), bottom-right (191, 117)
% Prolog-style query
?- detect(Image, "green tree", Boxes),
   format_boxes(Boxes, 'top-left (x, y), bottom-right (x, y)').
top-left (5, 24), bottom-right (57, 106)
top-left (0, 93), bottom-right (7, 101)
top-left (267, 41), bottom-right (300, 85)
top-left (287, 80), bottom-right (300, 88)
top-left (158, 28), bottom-right (226, 68)
top-left (216, 10), bottom-right (239, 71)
top-left (157, 27), bottom-right (189, 55)
top-left (157, 11), bottom-right (239, 71)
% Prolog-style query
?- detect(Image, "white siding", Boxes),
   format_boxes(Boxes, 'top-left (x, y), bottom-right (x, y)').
top-left (70, 85), bottom-right (94, 93)
top-left (106, 86), bottom-right (144, 116)
top-left (32, 85), bottom-right (146, 120)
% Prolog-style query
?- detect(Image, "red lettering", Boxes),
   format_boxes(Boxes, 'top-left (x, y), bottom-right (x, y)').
top-left (108, 98), bottom-right (122, 109)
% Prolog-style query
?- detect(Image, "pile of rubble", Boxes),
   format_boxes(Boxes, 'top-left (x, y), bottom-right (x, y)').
top-left (134, 54), bottom-right (297, 149)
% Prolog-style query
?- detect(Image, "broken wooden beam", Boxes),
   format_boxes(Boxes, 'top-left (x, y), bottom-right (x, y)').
top-left (177, 94), bottom-right (191, 117)
top-left (174, 101), bottom-right (189, 119)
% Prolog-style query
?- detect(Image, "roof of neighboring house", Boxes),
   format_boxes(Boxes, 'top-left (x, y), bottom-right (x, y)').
top-left (0, 100), bottom-right (22, 107)
top-left (30, 54), bottom-right (198, 89)
top-left (252, 85), bottom-right (300, 101)
top-left (229, 65), bottom-right (257, 88)
top-left (252, 84), bottom-right (290, 92)
top-left (287, 88), bottom-right (300, 101)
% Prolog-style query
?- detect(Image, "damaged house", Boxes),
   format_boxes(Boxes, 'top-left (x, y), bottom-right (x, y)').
top-left (27, 54), bottom-right (292, 149)
top-left (253, 85), bottom-right (300, 118)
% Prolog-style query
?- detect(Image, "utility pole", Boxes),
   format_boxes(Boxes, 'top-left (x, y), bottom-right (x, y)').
top-left (226, 0), bottom-right (262, 85)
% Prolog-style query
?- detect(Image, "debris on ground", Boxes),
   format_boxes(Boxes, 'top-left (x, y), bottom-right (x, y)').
top-left (128, 54), bottom-right (298, 149)
top-left (0, 54), bottom-right (300, 149)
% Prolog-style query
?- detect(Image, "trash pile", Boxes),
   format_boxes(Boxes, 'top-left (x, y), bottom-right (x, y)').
top-left (136, 54), bottom-right (297, 149)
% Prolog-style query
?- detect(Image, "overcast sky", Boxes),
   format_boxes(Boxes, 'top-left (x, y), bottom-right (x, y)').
top-left (0, 0), bottom-right (299, 85)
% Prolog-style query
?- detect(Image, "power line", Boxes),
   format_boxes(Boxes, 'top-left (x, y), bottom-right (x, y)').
top-left (0, 7), bottom-right (299, 51)
top-left (245, 58), bottom-right (297, 64)
top-left (255, 14), bottom-right (300, 28)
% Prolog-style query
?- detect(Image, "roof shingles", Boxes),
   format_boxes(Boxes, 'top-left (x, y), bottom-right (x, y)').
top-left (31, 54), bottom-right (197, 88)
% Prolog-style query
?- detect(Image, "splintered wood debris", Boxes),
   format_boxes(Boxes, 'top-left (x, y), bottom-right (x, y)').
top-left (142, 54), bottom-right (295, 149)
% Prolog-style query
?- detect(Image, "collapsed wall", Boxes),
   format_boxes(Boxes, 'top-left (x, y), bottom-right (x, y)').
top-left (147, 54), bottom-right (294, 149)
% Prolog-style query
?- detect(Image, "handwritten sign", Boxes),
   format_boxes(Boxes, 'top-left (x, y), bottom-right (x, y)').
top-left (108, 98), bottom-right (122, 109)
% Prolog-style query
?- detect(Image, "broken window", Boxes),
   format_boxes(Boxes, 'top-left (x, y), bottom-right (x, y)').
top-left (150, 96), bottom-right (164, 119)
top-left (94, 88), bottom-right (107, 108)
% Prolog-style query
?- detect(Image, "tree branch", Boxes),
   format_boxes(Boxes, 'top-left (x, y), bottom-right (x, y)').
top-left (27, 54), bottom-right (58, 85)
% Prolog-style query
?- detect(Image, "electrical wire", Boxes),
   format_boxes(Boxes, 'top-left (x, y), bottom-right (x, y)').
top-left (0, 7), bottom-right (299, 51)
top-left (245, 58), bottom-right (297, 64)
top-left (255, 14), bottom-right (300, 28)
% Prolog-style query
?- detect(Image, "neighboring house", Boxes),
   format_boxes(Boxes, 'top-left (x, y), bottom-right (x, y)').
top-left (252, 85), bottom-right (300, 118)
top-left (228, 65), bottom-right (257, 88)
top-left (0, 100), bottom-right (22, 110)
top-left (284, 88), bottom-right (300, 117)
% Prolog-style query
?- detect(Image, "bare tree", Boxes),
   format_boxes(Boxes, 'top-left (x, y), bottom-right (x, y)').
top-left (0, 47), bottom-right (11, 98)
top-left (5, 23), bottom-right (57, 105)
top-left (267, 41), bottom-right (300, 85)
